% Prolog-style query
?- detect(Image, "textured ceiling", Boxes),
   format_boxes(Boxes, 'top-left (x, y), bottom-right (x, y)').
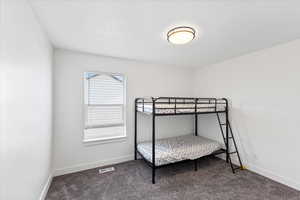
top-left (30, 0), bottom-right (300, 68)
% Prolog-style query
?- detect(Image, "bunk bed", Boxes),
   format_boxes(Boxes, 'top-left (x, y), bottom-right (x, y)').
top-left (134, 97), bottom-right (243, 184)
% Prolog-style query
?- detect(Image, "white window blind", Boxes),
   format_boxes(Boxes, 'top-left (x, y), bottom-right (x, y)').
top-left (84, 72), bottom-right (126, 142)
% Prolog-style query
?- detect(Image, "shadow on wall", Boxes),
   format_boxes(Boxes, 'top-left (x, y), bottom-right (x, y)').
top-left (137, 114), bottom-right (194, 142)
top-left (231, 106), bottom-right (256, 165)
top-left (197, 108), bottom-right (252, 166)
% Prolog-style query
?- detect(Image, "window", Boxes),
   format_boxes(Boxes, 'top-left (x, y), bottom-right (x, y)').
top-left (83, 72), bottom-right (126, 143)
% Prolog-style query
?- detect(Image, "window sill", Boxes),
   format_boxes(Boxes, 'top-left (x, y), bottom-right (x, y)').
top-left (83, 135), bottom-right (127, 146)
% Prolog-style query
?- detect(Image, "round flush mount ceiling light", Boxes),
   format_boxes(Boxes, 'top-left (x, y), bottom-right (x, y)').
top-left (167, 26), bottom-right (196, 45)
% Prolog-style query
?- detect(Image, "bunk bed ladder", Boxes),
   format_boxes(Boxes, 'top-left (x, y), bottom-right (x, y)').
top-left (216, 113), bottom-right (243, 173)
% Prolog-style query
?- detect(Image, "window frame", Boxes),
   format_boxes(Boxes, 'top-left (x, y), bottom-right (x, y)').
top-left (83, 71), bottom-right (127, 144)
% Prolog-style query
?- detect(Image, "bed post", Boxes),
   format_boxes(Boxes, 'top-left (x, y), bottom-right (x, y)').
top-left (134, 98), bottom-right (138, 160)
top-left (194, 98), bottom-right (198, 171)
top-left (224, 98), bottom-right (229, 163)
top-left (195, 98), bottom-right (198, 136)
top-left (152, 98), bottom-right (156, 184)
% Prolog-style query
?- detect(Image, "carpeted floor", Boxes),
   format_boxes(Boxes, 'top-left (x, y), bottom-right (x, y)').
top-left (46, 157), bottom-right (300, 200)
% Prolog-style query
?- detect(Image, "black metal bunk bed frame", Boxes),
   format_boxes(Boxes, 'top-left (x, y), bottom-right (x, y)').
top-left (134, 97), bottom-right (243, 184)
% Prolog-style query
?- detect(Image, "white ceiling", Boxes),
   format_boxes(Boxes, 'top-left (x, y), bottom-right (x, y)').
top-left (30, 0), bottom-right (300, 68)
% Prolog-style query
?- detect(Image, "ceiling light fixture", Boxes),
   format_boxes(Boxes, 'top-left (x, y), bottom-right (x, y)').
top-left (167, 26), bottom-right (195, 45)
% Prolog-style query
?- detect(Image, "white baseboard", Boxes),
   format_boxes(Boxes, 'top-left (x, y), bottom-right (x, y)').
top-left (217, 155), bottom-right (300, 191)
top-left (39, 174), bottom-right (53, 200)
top-left (246, 163), bottom-right (300, 191)
top-left (53, 154), bottom-right (133, 177)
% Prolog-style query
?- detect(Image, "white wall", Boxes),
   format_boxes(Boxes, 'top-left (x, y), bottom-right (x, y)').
top-left (0, 0), bottom-right (4, 198)
top-left (53, 49), bottom-right (195, 175)
top-left (194, 39), bottom-right (300, 190)
top-left (1, 0), bottom-right (53, 199)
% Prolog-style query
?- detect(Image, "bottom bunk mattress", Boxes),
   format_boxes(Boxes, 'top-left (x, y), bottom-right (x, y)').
top-left (137, 135), bottom-right (221, 166)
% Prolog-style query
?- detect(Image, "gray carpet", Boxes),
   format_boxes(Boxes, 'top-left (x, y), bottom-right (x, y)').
top-left (46, 157), bottom-right (300, 200)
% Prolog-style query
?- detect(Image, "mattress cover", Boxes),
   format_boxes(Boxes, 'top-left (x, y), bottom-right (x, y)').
top-left (137, 103), bottom-right (225, 114)
top-left (137, 135), bottom-right (221, 166)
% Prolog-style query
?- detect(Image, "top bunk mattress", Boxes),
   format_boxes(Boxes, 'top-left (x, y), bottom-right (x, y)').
top-left (137, 135), bottom-right (222, 166)
top-left (137, 103), bottom-right (226, 114)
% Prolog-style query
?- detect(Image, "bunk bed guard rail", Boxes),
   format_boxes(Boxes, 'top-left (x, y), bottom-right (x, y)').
top-left (135, 97), bottom-right (227, 115)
